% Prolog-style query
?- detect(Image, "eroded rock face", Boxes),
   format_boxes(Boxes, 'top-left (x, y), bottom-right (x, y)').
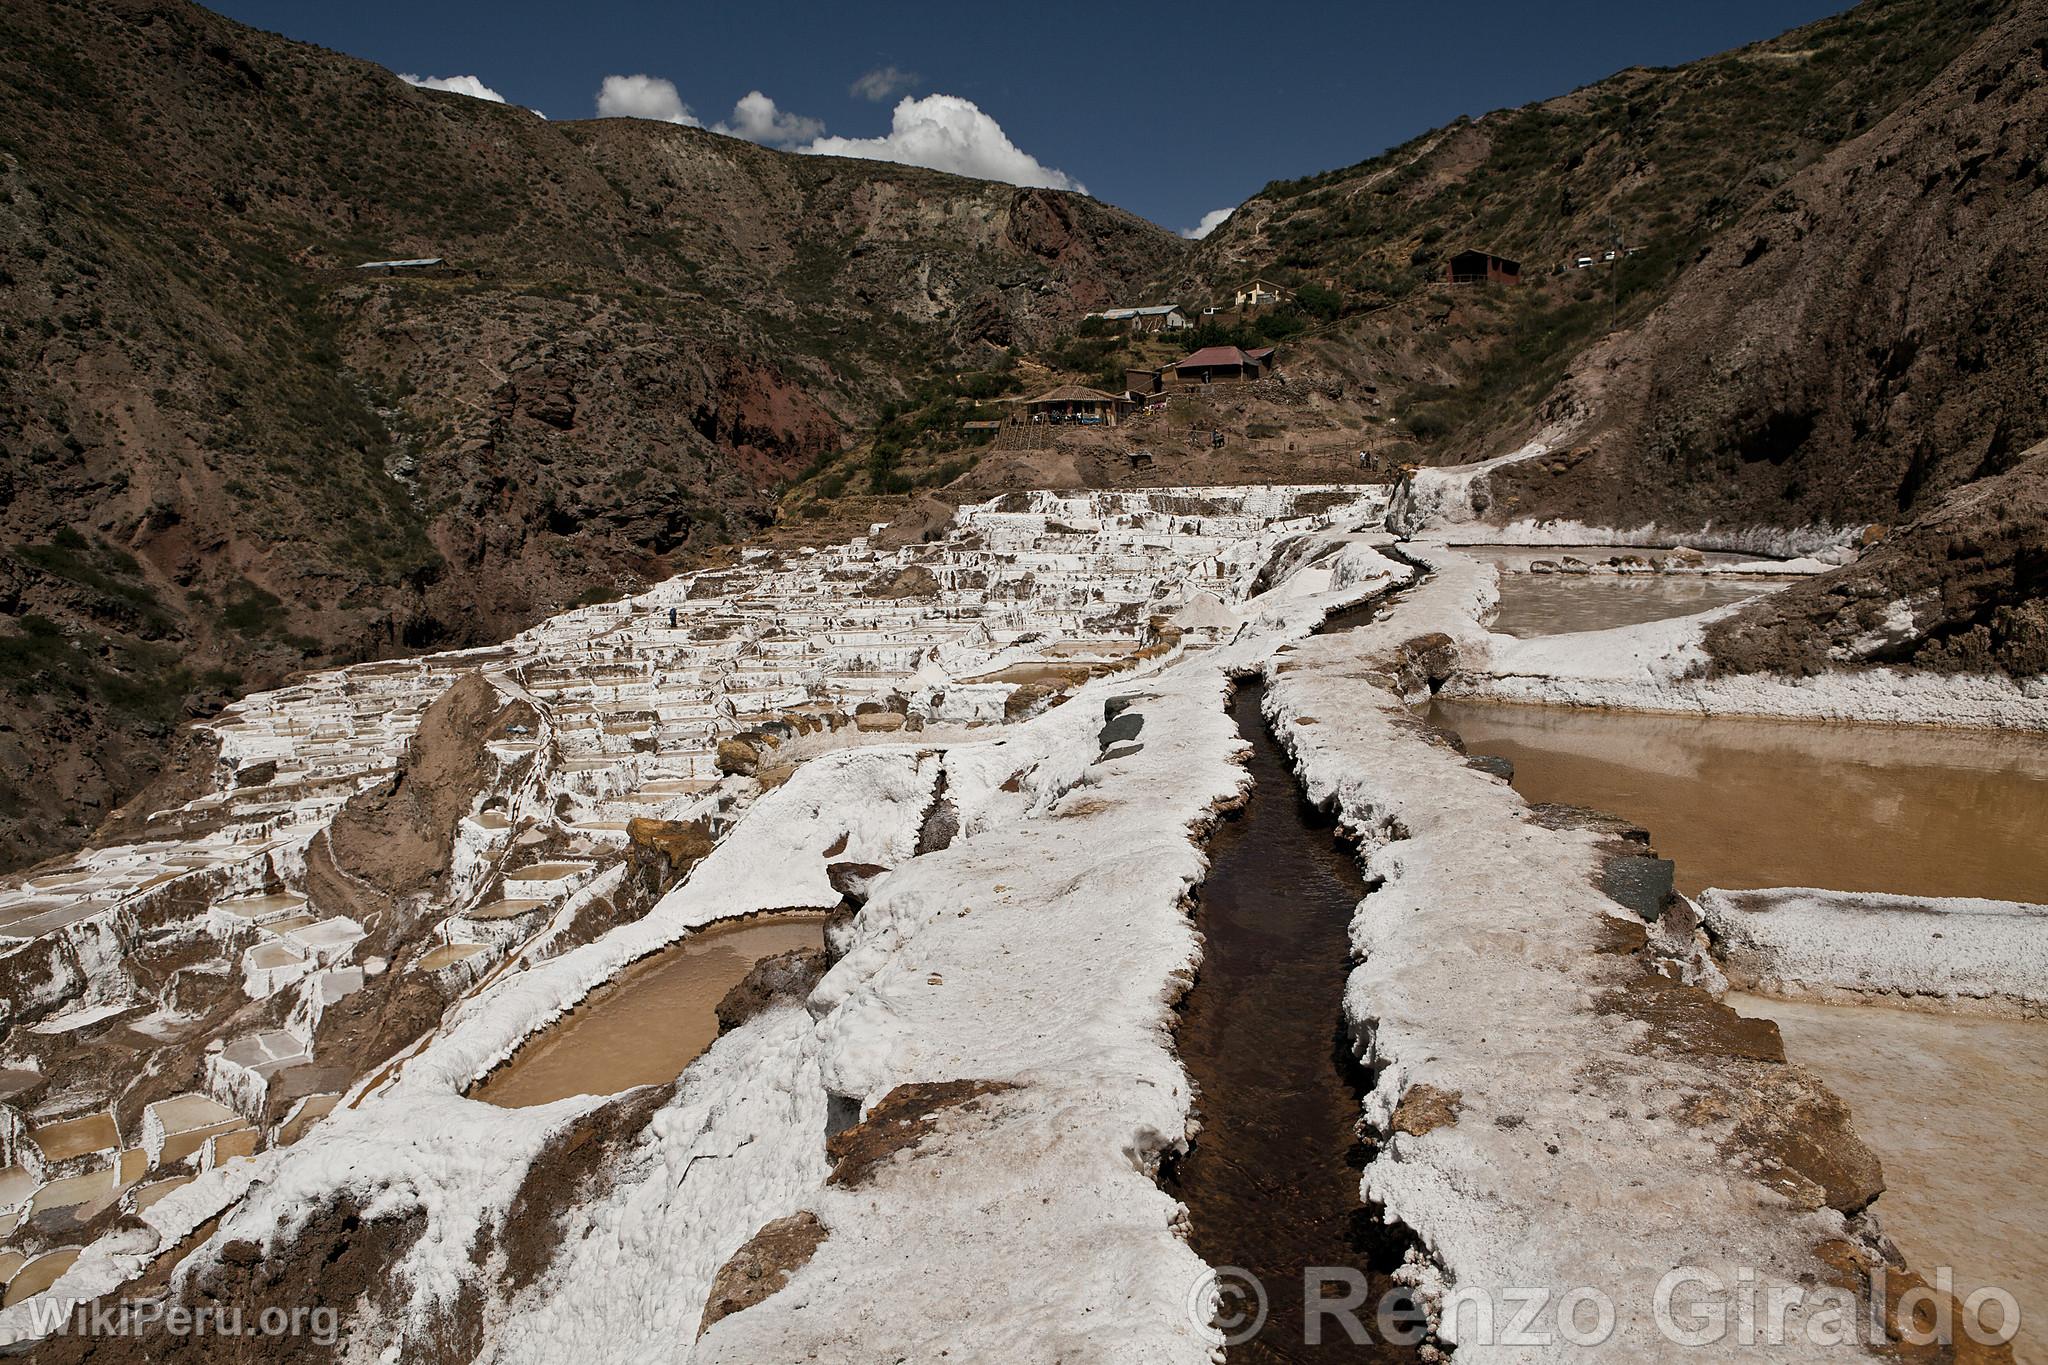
top-left (627, 817), bottom-right (715, 881)
top-left (715, 738), bottom-right (761, 777)
top-left (1703, 446), bottom-right (2048, 678)
top-left (1491, 9), bottom-right (2048, 543)
top-left (306, 674), bottom-right (533, 932)
top-left (715, 947), bottom-right (827, 1033)
top-left (35, 1196), bottom-right (432, 1365)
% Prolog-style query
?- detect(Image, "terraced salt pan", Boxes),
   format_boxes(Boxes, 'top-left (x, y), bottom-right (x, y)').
top-left (1733, 994), bottom-right (2046, 1363)
top-left (464, 898), bottom-right (546, 922)
top-left (416, 943), bottom-right (491, 972)
top-left (3, 1249), bottom-right (79, 1307)
top-left (0, 486), bottom-right (1402, 1333)
top-left (129, 1177), bottom-right (192, 1214)
top-left (28, 1113), bottom-right (119, 1163)
top-left (501, 862), bottom-right (592, 884)
top-left (144, 1094), bottom-right (242, 1167)
top-left (470, 915), bottom-right (826, 1109)
top-left (1265, 544), bottom-right (1903, 1361)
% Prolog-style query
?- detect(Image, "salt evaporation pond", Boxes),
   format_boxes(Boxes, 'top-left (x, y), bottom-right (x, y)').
top-left (472, 915), bottom-right (824, 1108)
top-left (1487, 575), bottom-right (1780, 637)
top-left (1429, 655), bottom-right (2047, 1360)
top-left (1428, 700), bottom-right (2048, 901)
top-left (1732, 993), bottom-right (2046, 1363)
top-left (1460, 545), bottom-right (1788, 638)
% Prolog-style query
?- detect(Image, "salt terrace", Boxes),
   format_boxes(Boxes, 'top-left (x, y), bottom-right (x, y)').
top-left (0, 485), bottom-right (1373, 1258)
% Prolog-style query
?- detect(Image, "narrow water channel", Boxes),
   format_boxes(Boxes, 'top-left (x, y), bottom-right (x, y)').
top-left (1166, 681), bottom-right (1414, 1362)
top-left (472, 915), bottom-right (824, 1108)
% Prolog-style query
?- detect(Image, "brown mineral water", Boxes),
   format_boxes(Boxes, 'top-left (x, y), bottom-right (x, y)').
top-left (472, 916), bottom-right (824, 1109)
top-left (1166, 681), bottom-right (1419, 1362)
top-left (1429, 700), bottom-right (2048, 900)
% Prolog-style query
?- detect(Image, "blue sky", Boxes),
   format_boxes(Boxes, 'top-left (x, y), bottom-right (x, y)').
top-left (210, 0), bottom-right (1847, 235)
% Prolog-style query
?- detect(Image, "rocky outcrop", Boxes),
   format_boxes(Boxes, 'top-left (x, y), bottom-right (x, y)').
top-left (305, 674), bottom-right (531, 935)
top-left (1704, 445), bottom-right (2048, 677)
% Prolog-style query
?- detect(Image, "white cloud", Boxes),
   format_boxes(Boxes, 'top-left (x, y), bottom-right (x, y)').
top-left (1180, 207), bottom-right (1235, 240)
top-left (850, 65), bottom-right (918, 102)
top-left (801, 94), bottom-right (1083, 193)
top-left (595, 74), bottom-right (699, 125)
top-left (714, 91), bottom-right (825, 148)
top-left (400, 73), bottom-right (505, 103)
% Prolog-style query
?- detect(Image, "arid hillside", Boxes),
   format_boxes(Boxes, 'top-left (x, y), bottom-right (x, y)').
top-left (1170, 0), bottom-right (2043, 676)
top-left (1177, 0), bottom-right (2004, 464)
top-left (1491, 0), bottom-right (2047, 532)
top-left (0, 0), bottom-right (1180, 868)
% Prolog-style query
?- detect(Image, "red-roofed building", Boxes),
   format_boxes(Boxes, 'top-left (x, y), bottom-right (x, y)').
top-left (1170, 345), bottom-right (1275, 385)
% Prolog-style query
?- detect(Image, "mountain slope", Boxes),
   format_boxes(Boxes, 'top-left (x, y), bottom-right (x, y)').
top-left (1172, 0), bottom-right (2042, 677)
top-left (1490, 0), bottom-right (2047, 530)
top-left (0, 0), bottom-right (1180, 868)
top-left (1175, 0), bottom-right (2004, 467)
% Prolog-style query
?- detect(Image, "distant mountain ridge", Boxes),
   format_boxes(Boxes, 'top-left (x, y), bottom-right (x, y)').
top-left (0, 0), bottom-right (1179, 868)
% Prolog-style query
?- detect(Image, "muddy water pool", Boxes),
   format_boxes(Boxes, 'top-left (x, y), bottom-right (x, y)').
top-left (1427, 700), bottom-right (2048, 901)
top-left (472, 915), bottom-right (823, 1108)
top-left (1732, 993), bottom-right (2047, 1363)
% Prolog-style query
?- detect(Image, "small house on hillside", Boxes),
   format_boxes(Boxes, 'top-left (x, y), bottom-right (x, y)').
top-left (1016, 385), bottom-right (1125, 426)
top-left (1445, 250), bottom-right (1521, 285)
top-left (1170, 345), bottom-right (1276, 385)
top-left (1233, 279), bottom-right (1287, 308)
top-left (1085, 305), bottom-right (1191, 333)
top-left (355, 257), bottom-right (446, 274)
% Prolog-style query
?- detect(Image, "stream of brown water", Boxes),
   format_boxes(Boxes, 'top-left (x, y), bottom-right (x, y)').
top-left (1166, 682), bottom-right (1416, 1362)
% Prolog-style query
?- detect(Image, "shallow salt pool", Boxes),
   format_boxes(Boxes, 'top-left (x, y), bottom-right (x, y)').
top-left (1732, 993), bottom-right (2046, 1363)
top-left (1428, 700), bottom-right (2048, 901)
top-left (1485, 574), bottom-right (1781, 637)
top-left (470, 915), bottom-right (824, 1109)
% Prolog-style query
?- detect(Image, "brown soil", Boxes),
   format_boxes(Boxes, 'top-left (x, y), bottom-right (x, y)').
top-left (697, 1210), bottom-right (827, 1337)
top-left (824, 1080), bottom-right (1016, 1188)
top-left (33, 1196), bottom-right (430, 1365)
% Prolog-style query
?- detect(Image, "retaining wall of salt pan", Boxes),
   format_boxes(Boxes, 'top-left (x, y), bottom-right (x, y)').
top-left (1391, 539), bottom-right (2048, 731)
top-left (1699, 888), bottom-right (2048, 1017)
